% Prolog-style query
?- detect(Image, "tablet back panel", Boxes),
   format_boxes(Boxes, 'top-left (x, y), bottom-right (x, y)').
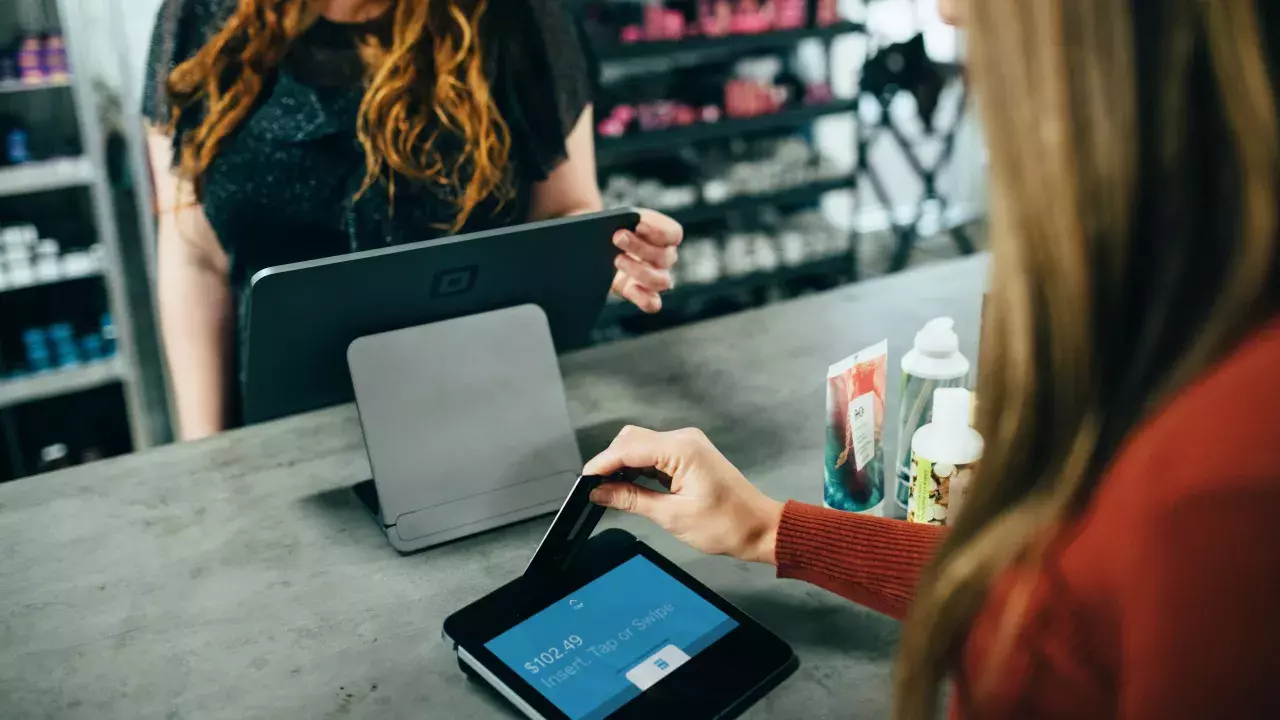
top-left (348, 304), bottom-right (581, 552)
top-left (243, 209), bottom-right (637, 425)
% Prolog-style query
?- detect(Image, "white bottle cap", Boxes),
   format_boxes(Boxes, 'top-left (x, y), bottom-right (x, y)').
top-left (932, 387), bottom-right (973, 427)
top-left (41, 443), bottom-right (69, 464)
top-left (915, 317), bottom-right (960, 358)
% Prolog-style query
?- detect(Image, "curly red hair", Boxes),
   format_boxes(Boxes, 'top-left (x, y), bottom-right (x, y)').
top-left (166, 0), bottom-right (512, 231)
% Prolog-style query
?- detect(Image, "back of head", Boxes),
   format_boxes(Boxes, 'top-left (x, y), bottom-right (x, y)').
top-left (895, 2), bottom-right (1280, 717)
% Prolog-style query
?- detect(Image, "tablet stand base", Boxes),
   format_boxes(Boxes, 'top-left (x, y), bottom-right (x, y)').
top-left (348, 304), bottom-right (583, 554)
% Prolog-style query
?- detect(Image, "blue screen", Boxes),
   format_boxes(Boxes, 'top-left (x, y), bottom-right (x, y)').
top-left (485, 556), bottom-right (738, 720)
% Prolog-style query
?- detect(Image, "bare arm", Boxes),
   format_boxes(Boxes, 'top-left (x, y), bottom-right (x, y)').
top-left (147, 128), bottom-right (233, 441)
top-left (528, 105), bottom-right (604, 220)
top-left (528, 106), bottom-right (681, 312)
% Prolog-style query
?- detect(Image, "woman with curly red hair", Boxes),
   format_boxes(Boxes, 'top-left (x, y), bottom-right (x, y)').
top-left (144, 0), bottom-right (682, 440)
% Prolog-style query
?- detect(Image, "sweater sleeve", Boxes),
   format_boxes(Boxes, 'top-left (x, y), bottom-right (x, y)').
top-left (774, 501), bottom-right (945, 620)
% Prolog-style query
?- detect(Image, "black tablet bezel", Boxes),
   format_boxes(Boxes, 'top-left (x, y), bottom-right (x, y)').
top-left (444, 529), bottom-right (798, 720)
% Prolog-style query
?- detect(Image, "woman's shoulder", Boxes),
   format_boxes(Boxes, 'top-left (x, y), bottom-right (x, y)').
top-left (151, 0), bottom-right (236, 44)
top-left (142, 0), bottom-right (237, 123)
top-left (487, 0), bottom-right (592, 180)
top-left (1101, 315), bottom-right (1280, 508)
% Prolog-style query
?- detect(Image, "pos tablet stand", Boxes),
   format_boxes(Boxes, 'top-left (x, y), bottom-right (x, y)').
top-left (347, 304), bottom-right (582, 553)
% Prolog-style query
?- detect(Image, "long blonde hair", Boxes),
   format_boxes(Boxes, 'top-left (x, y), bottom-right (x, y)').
top-left (895, 1), bottom-right (1280, 717)
top-left (166, 0), bottom-right (512, 231)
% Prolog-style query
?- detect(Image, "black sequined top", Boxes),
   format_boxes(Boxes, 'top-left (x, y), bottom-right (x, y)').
top-left (143, 0), bottom-right (591, 418)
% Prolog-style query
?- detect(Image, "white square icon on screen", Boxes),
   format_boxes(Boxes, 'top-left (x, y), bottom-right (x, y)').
top-left (625, 645), bottom-right (691, 691)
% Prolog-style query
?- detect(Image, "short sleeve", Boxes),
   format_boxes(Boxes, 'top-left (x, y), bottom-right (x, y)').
top-left (495, 0), bottom-right (594, 180)
top-left (141, 0), bottom-right (231, 127)
top-left (529, 0), bottom-right (592, 139)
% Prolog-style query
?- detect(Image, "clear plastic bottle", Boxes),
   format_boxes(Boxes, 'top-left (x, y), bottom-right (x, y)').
top-left (909, 388), bottom-right (983, 526)
top-left (891, 318), bottom-right (970, 520)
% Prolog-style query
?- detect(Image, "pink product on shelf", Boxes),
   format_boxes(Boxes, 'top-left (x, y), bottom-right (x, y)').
top-left (41, 35), bottom-right (68, 81)
top-left (597, 104), bottom-right (638, 137)
top-left (638, 101), bottom-right (696, 132)
top-left (773, 0), bottom-right (806, 29)
top-left (700, 105), bottom-right (723, 123)
top-left (816, 0), bottom-right (840, 27)
top-left (598, 116), bottom-right (628, 138)
top-left (634, 2), bottom-right (687, 42)
top-left (804, 82), bottom-right (834, 105)
top-left (643, 2), bottom-right (666, 39)
top-left (730, 0), bottom-right (772, 35)
top-left (613, 105), bottom-right (638, 124)
top-left (725, 79), bottom-right (787, 119)
top-left (17, 36), bottom-right (42, 84)
top-left (666, 10), bottom-right (687, 38)
top-left (700, 0), bottom-right (734, 37)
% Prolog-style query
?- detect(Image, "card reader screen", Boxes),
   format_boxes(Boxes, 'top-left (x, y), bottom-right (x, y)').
top-left (485, 556), bottom-right (738, 720)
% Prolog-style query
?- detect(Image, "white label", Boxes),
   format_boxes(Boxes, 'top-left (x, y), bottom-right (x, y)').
top-left (625, 645), bottom-right (691, 691)
top-left (849, 392), bottom-right (876, 471)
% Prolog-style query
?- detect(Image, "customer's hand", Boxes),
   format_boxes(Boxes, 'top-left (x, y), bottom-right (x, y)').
top-left (584, 426), bottom-right (784, 565)
top-left (612, 209), bottom-right (682, 313)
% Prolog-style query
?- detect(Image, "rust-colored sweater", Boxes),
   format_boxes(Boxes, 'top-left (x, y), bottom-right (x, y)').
top-left (775, 318), bottom-right (1280, 719)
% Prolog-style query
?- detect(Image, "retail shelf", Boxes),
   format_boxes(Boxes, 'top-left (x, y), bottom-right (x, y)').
top-left (595, 21), bottom-right (866, 62)
top-left (599, 254), bottom-right (853, 324)
top-left (0, 266), bottom-right (102, 294)
top-left (0, 78), bottom-right (72, 95)
top-left (597, 100), bottom-right (857, 166)
top-left (0, 157), bottom-right (96, 198)
top-left (668, 174), bottom-right (854, 225)
top-left (0, 358), bottom-right (123, 410)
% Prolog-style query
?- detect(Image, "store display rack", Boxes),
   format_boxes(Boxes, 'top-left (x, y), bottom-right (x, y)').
top-left (0, 76), bottom-right (69, 94)
top-left (575, 1), bottom-right (865, 335)
top-left (596, 99), bottom-right (859, 167)
top-left (666, 172), bottom-right (854, 226)
top-left (594, 19), bottom-right (864, 62)
top-left (0, 0), bottom-right (162, 475)
top-left (599, 253), bottom-right (851, 325)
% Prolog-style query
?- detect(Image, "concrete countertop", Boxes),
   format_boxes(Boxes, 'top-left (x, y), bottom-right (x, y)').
top-left (0, 255), bottom-right (987, 720)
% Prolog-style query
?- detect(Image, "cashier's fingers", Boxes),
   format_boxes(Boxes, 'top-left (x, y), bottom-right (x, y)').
top-left (635, 209), bottom-right (684, 249)
top-left (613, 229), bottom-right (679, 270)
top-left (612, 271), bottom-right (663, 313)
top-left (615, 254), bottom-right (675, 293)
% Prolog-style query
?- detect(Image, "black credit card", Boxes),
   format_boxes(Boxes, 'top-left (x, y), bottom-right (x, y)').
top-left (524, 475), bottom-right (612, 578)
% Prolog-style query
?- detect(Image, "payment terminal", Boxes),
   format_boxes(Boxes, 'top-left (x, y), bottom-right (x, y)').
top-left (443, 476), bottom-right (798, 720)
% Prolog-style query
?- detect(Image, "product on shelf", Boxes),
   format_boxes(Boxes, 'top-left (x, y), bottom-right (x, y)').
top-left (48, 323), bottom-right (81, 369)
top-left (598, 1), bottom-right (828, 45)
top-left (6, 315), bottom-right (116, 379)
top-left (4, 125), bottom-right (31, 165)
top-left (678, 237), bottom-right (722, 284)
top-left (602, 174), bottom-right (699, 212)
top-left (38, 443), bottom-right (72, 473)
top-left (0, 223), bottom-right (103, 290)
top-left (16, 35), bottom-right (41, 85)
top-left (41, 34), bottom-right (69, 82)
top-left (596, 47), bottom-right (837, 140)
top-left (601, 136), bottom-right (844, 211)
top-left (22, 328), bottom-right (53, 373)
top-left (5, 32), bottom-right (67, 86)
top-left (671, 209), bottom-right (849, 287)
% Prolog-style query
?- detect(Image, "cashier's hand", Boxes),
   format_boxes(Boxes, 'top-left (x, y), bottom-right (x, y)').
top-left (585, 426), bottom-right (784, 566)
top-left (611, 209), bottom-right (682, 313)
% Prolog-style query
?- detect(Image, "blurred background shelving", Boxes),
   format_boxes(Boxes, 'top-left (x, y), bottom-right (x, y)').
top-left (0, 0), bottom-right (986, 476)
top-left (0, 0), bottom-right (166, 482)
top-left (573, 0), bottom-right (981, 342)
